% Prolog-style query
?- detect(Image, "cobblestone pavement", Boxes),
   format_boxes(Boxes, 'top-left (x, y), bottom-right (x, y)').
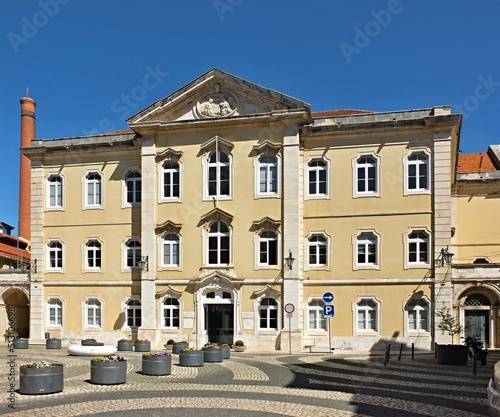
top-left (0, 346), bottom-right (496, 416)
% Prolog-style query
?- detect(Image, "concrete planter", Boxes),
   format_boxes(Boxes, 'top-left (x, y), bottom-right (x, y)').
top-left (436, 344), bottom-right (468, 365)
top-left (20, 364), bottom-right (63, 394)
top-left (233, 345), bottom-right (246, 352)
top-left (142, 354), bottom-right (172, 375)
top-left (178, 350), bottom-right (204, 367)
top-left (82, 339), bottom-right (103, 346)
top-left (46, 339), bottom-right (61, 349)
top-left (221, 345), bottom-right (230, 359)
top-left (90, 359), bottom-right (127, 385)
top-left (117, 340), bottom-right (133, 351)
top-left (14, 339), bottom-right (29, 349)
top-left (203, 347), bottom-right (223, 363)
top-left (172, 342), bottom-right (189, 354)
top-left (134, 341), bottom-right (151, 352)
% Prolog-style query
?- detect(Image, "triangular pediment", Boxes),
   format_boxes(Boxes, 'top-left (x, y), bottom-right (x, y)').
top-left (127, 68), bottom-right (310, 126)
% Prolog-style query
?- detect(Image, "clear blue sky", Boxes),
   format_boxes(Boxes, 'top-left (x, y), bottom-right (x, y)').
top-left (1, 0), bottom-right (499, 235)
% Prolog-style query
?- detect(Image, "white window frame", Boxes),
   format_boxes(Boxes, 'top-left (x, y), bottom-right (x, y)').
top-left (403, 150), bottom-right (431, 196)
top-left (161, 233), bottom-right (181, 268)
top-left (255, 155), bottom-right (280, 198)
top-left (159, 160), bottom-right (182, 202)
top-left (46, 239), bottom-right (64, 272)
top-left (352, 295), bottom-right (381, 335)
top-left (202, 150), bottom-right (233, 201)
top-left (161, 297), bottom-right (181, 330)
top-left (46, 173), bottom-right (64, 210)
top-left (404, 296), bottom-right (430, 335)
top-left (83, 296), bottom-right (103, 329)
top-left (254, 288), bottom-right (281, 336)
top-left (305, 232), bottom-right (330, 270)
top-left (46, 296), bottom-right (64, 327)
top-left (206, 221), bottom-right (232, 266)
top-left (82, 170), bottom-right (104, 209)
top-left (305, 156), bottom-right (331, 200)
top-left (123, 238), bottom-right (141, 271)
top-left (83, 238), bottom-right (103, 272)
top-left (307, 299), bottom-right (327, 331)
top-left (258, 297), bottom-right (279, 330)
top-left (122, 169), bottom-right (141, 207)
top-left (126, 298), bottom-right (142, 328)
top-left (257, 230), bottom-right (279, 269)
top-left (352, 152), bottom-right (381, 198)
top-left (353, 229), bottom-right (381, 270)
top-left (404, 228), bottom-right (431, 269)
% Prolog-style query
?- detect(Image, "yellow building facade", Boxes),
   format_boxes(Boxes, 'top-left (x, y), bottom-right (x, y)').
top-left (18, 69), bottom-right (466, 350)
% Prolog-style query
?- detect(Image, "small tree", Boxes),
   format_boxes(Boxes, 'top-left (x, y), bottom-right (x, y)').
top-left (436, 307), bottom-right (462, 345)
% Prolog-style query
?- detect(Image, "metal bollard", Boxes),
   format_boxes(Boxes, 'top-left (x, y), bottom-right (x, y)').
top-left (412, 342), bottom-right (415, 360)
top-left (398, 343), bottom-right (404, 361)
top-left (384, 344), bottom-right (391, 366)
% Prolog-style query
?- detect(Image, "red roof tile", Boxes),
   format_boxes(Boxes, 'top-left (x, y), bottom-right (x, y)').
top-left (457, 153), bottom-right (497, 173)
top-left (312, 109), bottom-right (374, 118)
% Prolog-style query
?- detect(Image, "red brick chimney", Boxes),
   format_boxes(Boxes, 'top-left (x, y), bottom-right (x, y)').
top-left (19, 97), bottom-right (36, 241)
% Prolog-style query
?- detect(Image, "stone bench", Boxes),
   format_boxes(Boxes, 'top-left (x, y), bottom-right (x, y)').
top-left (68, 344), bottom-right (117, 356)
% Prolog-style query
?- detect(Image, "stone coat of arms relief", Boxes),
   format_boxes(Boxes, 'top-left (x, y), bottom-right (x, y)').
top-left (196, 83), bottom-right (238, 118)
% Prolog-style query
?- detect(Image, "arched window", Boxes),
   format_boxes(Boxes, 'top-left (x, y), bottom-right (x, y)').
top-left (208, 221), bottom-right (230, 265)
top-left (125, 171), bottom-right (141, 204)
top-left (356, 299), bottom-right (377, 331)
top-left (47, 241), bottom-right (63, 270)
top-left (162, 234), bottom-right (180, 266)
top-left (47, 298), bottom-right (63, 326)
top-left (162, 298), bottom-right (180, 328)
top-left (308, 160), bottom-right (327, 195)
top-left (308, 235), bottom-right (327, 266)
top-left (86, 298), bottom-right (101, 327)
top-left (162, 162), bottom-right (180, 199)
top-left (258, 155), bottom-right (278, 195)
top-left (126, 299), bottom-right (141, 327)
top-left (47, 175), bottom-right (63, 208)
top-left (308, 300), bottom-right (326, 330)
top-left (259, 231), bottom-right (278, 266)
top-left (259, 298), bottom-right (278, 330)
top-left (407, 299), bottom-right (428, 331)
top-left (208, 150), bottom-right (231, 198)
top-left (86, 240), bottom-right (102, 269)
top-left (126, 240), bottom-right (141, 269)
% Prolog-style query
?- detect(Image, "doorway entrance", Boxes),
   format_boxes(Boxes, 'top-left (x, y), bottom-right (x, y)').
top-left (465, 310), bottom-right (489, 344)
top-left (204, 303), bottom-right (234, 345)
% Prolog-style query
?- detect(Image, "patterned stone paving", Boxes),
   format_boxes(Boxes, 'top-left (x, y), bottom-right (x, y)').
top-left (0, 345), bottom-right (496, 416)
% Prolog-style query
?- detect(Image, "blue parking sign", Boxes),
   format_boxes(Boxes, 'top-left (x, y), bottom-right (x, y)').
top-left (323, 304), bottom-right (334, 317)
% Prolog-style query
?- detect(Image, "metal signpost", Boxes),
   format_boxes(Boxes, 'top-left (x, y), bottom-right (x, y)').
top-left (323, 292), bottom-right (334, 354)
top-left (284, 303), bottom-right (295, 354)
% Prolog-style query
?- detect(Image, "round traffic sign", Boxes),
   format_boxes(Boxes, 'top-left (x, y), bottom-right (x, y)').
top-left (284, 303), bottom-right (295, 313)
top-left (323, 292), bottom-right (334, 303)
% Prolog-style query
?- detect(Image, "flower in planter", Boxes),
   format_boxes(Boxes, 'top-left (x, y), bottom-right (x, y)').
top-left (94, 356), bottom-right (125, 362)
top-left (203, 342), bottom-right (221, 349)
top-left (182, 347), bottom-right (195, 352)
top-left (234, 340), bottom-right (245, 347)
top-left (47, 337), bottom-right (61, 341)
top-left (143, 351), bottom-right (171, 357)
top-left (22, 360), bottom-right (53, 368)
top-left (118, 338), bottom-right (132, 342)
top-left (135, 339), bottom-right (149, 343)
